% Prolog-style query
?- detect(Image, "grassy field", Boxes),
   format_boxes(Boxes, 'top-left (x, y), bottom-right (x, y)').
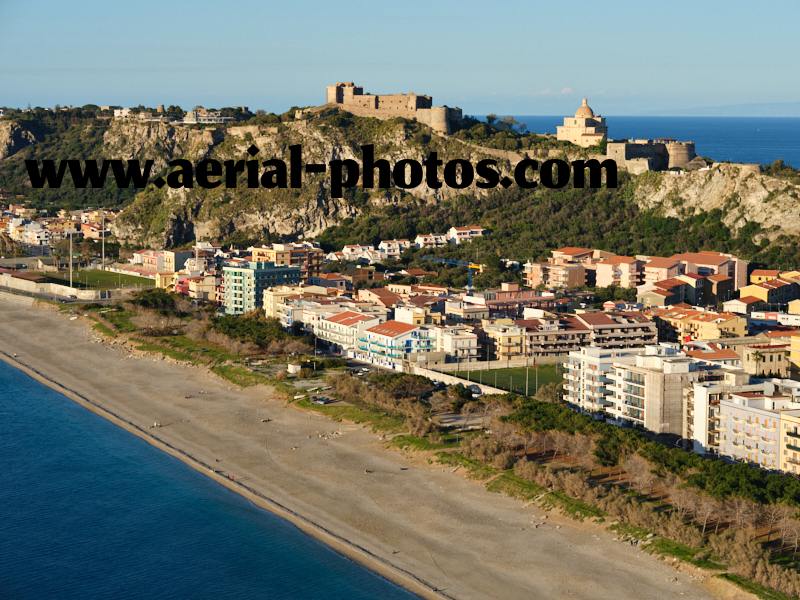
top-left (450, 365), bottom-right (562, 395)
top-left (43, 269), bottom-right (153, 290)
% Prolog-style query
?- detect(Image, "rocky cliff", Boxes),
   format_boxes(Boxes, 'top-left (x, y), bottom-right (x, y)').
top-left (1, 111), bottom-right (799, 250)
top-left (633, 163), bottom-right (800, 241)
top-left (0, 121), bottom-right (37, 160)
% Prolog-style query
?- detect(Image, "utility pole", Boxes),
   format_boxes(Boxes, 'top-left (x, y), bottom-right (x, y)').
top-left (69, 232), bottom-right (73, 288)
top-left (525, 356), bottom-right (530, 397)
top-left (101, 209), bottom-right (105, 271)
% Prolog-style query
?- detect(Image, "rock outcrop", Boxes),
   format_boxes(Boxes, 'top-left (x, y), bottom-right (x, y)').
top-left (633, 163), bottom-right (800, 240)
top-left (0, 121), bottom-right (37, 160)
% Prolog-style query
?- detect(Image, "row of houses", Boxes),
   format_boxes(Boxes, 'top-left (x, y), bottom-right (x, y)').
top-left (327, 225), bottom-right (486, 263)
top-left (524, 247), bottom-right (749, 292)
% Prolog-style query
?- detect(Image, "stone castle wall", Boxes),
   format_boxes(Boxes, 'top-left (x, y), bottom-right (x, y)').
top-left (607, 139), bottom-right (696, 172)
top-left (325, 82), bottom-right (461, 134)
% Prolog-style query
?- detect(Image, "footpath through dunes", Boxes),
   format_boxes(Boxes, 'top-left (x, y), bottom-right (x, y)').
top-left (0, 295), bottom-right (726, 600)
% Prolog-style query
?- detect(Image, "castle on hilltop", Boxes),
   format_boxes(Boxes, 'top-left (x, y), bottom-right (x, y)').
top-left (325, 82), bottom-right (462, 134)
top-left (607, 139), bottom-right (699, 173)
top-left (556, 97), bottom-right (699, 172)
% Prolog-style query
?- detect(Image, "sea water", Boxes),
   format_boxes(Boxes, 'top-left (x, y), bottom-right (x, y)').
top-left (0, 361), bottom-right (417, 599)
top-left (512, 115), bottom-right (800, 167)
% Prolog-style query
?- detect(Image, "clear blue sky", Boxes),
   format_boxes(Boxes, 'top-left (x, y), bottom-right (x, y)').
top-left (1, 0), bottom-right (798, 116)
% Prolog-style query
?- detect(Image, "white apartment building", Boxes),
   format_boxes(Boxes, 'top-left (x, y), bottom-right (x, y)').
top-left (719, 384), bottom-right (800, 470)
top-left (316, 310), bottom-right (383, 353)
top-left (607, 345), bottom-right (727, 434)
top-left (435, 325), bottom-right (479, 362)
top-left (355, 320), bottom-right (436, 368)
top-left (563, 346), bottom-right (647, 414)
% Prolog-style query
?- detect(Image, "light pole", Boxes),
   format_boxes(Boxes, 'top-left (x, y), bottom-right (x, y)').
top-left (101, 209), bottom-right (105, 271)
top-left (68, 232), bottom-right (73, 288)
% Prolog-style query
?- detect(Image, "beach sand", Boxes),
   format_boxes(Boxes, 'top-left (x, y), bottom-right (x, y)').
top-left (0, 294), bottom-right (748, 600)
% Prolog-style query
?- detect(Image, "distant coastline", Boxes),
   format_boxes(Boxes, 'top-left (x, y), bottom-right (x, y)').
top-left (477, 115), bottom-right (800, 167)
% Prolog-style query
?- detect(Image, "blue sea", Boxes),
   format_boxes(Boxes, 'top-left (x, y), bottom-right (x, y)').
top-left (0, 362), bottom-right (417, 600)
top-left (512, 116), bottom-right (800, 168)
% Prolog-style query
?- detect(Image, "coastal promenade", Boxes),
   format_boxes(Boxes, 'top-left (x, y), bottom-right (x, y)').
top-left (0, 295), bottom-right (731, 600)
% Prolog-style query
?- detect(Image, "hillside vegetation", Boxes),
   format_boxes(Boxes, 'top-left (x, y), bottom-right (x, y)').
top-left (1, 107), bottom-right (799, 263)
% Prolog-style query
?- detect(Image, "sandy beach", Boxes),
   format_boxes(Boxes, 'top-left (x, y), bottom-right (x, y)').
top-left (0, 293), bottom-right (747, 600)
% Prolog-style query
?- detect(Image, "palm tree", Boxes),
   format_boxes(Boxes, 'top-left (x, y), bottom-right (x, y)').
top-left (751, 350), bottom-right (765, 376)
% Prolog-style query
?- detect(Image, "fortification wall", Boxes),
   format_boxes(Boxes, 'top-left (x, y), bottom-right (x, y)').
top-left (325, 82), bottom-right (460, 134)
top-left (666, 141), bottom-right (696, 169)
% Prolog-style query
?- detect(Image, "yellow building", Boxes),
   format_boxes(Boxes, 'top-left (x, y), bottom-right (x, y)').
top-left (654, 307), bottom-right (747, 342)
top-left (738, 278), bottom-right (799, 306)
top-left (155, 271), bottom-right (176, 290)
top-left (481, 320), bottom-right (525, 359)
top-left (792, 334), bottom-right (800, 371)
top-left (788, 299), bottom-right (800, 315)
top-left (749, 269), bottom-right (780, 284)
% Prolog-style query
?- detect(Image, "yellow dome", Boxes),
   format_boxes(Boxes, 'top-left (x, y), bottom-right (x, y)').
top-left (575, 98), bottom-right (595, 118)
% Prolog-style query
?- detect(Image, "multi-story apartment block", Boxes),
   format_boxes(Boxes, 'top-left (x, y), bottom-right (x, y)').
top-left (683, 369), bottom-right (753, 455)
top-left (251, 242), bottom-right (323, 280)
top-left (607, 345), bottom-right (728, 434)
top-left (435, 325), bottom-right (480, 362)
top-left (595, 255), bottom-right (643, 288)
top-left (652, 306), bottom-right (748, 342)
top-left (355, 320), bottom-right (436, 368)
top-left (316, 310), bottom-right (384, 353)
top-left (738, 278), bottom-right (800, 308)
top-left (573, 311), bottom-right (657, 349)
top-left (720, 384), bottom-right (800, 470)
top-left (222, 261), bottom-right (301, 315)
top-left (482, 311), bottom-right (656, 361)
top-left (564, 346), bottom-right (647, 414)
top-left (780, 408), bottom-right (800, 475)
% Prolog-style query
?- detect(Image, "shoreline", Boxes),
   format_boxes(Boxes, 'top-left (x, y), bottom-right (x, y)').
top-left (0, 294), bottom-right (727, 600)
top-left (0, 348), bottom-right (445, 600)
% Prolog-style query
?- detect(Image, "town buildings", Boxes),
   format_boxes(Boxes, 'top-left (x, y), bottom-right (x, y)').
top-left (250, 242), bottom-right (323, 280)
top-left (606, 345), bottom-right (730, 434)
top-left (221, 261), bottom-right (301, 315)
top-left (564, 346), bottom-right (647, 413)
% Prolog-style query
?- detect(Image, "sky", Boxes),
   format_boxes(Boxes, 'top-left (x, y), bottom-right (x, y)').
top-left (1, 0), bottom-right (799, 116)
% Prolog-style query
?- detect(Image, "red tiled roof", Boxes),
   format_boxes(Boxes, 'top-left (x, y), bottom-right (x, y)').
top-left (707, 274), bottom-right (731, 282)
top-left (575, 312), bottom-right (615, 326)
top-left (654, 277), bottom-right (687, 290)
top-left (735, 296), bottom-right (764, 305)
top-left (325, 311), bottom-right (374, 326)
top-left (672, 251), bottom-right (730, 266)
top-left (645, 256), bottom-right (680, 269)
top-left (686, 346), bottom-right (740, 361)
top-left (553, 246), bottom-right (593, 256)
top-left (598, 255), bottom-right (637, 265)
top-left (366, 320), bottom-right (418, 337)
top-left (751, 269), bottom-right (780, 277)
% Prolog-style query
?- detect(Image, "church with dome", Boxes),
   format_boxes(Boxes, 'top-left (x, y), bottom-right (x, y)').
top-left (556, 98), bottom-right (608, 147)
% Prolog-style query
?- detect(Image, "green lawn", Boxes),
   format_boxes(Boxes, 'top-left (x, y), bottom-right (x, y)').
top-left (452, 365), bottom-right (562, 395)
top-left (43, 269), bottom-right (154, 290)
